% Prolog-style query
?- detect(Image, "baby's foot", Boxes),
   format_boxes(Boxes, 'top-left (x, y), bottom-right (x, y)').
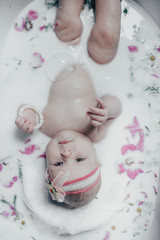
top-left (15, 108), bottom-right (36, 133)
top-left (88, 0), bottom-right (121, 64)
top-left (54, 0), bottom-right (84, 44)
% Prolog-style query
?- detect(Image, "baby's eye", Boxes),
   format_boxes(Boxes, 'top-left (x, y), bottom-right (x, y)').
top-left (54, 162), bottom-right (64, 166)
top-left (76, 158), bottom-right (85, 162)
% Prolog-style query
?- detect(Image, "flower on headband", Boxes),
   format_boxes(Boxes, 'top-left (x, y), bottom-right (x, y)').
top-left (45, 170), bottom-right (69, 203)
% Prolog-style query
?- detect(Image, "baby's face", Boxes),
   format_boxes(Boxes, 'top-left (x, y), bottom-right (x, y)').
top-left (46, 130), bottom-right (98, 181)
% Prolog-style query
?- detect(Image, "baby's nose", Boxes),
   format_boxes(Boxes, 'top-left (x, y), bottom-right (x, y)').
top-left (60, 149), bottom-right (72, 157)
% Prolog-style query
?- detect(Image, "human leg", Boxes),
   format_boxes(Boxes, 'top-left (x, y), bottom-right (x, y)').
top-left (88, 0), bottom-right (121, 64)
top-left (54, 0), bottom-right (84, 43)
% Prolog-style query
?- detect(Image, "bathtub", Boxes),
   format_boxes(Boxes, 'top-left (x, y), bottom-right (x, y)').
top-left (0, 1), bottom-right (160, 240)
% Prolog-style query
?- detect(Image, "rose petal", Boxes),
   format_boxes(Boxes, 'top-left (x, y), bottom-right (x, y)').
top-left (0, 164), bottom-right (2, 172)
top-left (24, 139), bottom-right (31, 144)
top-left (153, 186), bottom-right (157, 195)
top-left (13, 176), bottom-right (18, 182)
top-left (157, 47), bottom-right (160, 52)
top-left (127, 168), bottom-right (143, 180)
top-left (128, 45), bottom-right (139, 52)
top-left (27, 10), bottom-right (38, 20)
top-left (151, 73), bottom-right (159, 78)
top-left (11, 212), bottom-right (17, 216)
top-left (14, 17), bottom-right (26, 32)
top-left (39, 25), bottom-right (46, 31)
top-left (124, 193), bottom-right (130, 200)
top-left (141, 191), bottom-right (148, 198)
top-left (122, 117), bottom-right (144, 155)
top-left (2, 211), bottom-right (9, 217)
top-left (10, 205), bottom-right (15, 210)
top-left (19, 144), bottom-right (40, 155)
top-left (118, 163), bottom-right (126, 174)
top-left (29, 53), bottom-right (45, 69)
top-left (3, 182), bottom-right (14, 188)
top-left (121, 144), bottom-right (137, 155)
top-left (38, 153), bottom-right (46, 158)
top-left (103, 231), bottom-right (110, 240)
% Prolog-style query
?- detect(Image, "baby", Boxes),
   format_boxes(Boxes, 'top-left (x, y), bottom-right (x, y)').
top-left (15, 65), bottom-right (122, 208)
top-left (54, 0), bottom-right (121, 64)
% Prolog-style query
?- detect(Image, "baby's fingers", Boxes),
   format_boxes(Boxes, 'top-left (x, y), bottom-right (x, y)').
top-left (96, 97), bottom-right (106, 109)
top-left (21, 120), bottom-right (31, 132)
top-left (15, 116), bottom-right (26, 129)
top-left (90, 120), bottom-right (103, 128)
top-left (27, 124), bottom-right (34, 133)
top-left (88, 113), bottom-right (105, 123)
top-left (88, 107), bottom-right (105, 116)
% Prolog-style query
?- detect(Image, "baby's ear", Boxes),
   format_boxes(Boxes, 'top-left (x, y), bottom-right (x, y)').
top-left (97, 157), bottom-right (102, 166)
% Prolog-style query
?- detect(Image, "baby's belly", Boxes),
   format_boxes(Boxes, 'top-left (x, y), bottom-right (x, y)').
top-left (41, 103), bottom-right (93, 138)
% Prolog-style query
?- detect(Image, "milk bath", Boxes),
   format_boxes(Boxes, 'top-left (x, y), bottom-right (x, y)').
top-left (0, 0), bottom-right (160, 239)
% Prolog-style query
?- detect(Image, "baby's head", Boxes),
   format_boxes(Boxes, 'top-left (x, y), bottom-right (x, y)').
top-left (45, 130), bottom-right (101, 208)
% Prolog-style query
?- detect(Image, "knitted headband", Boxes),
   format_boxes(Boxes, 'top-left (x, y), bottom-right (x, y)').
top-left (45, 166), bottom-right (101, 203)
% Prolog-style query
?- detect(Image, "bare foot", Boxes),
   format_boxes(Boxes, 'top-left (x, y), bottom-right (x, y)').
top-left (88, 0), bottom-right (121, 64)
top-left (54, 0), bottom-right (84, 43)
top-left (15, 108), bottom-right (36, 133)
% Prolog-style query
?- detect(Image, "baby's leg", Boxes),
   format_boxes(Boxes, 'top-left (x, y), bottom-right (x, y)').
top-left (54, 0), bottom-right (84, 44)
top-left (88, 0), bottom-right (121, 64)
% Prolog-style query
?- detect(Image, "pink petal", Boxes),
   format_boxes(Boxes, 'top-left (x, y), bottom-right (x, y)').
top-left (133, 213), bottom-right (141, 223)
top-left (38, 153), bottom-right (46, 158)
top-left (155, 173), bottom-right (157, 178)
top-left (24, 139), bottom-right (31, 144)
top-left (124, 193), bottom-right (130, 200)
top-left (151, 73), bottom-right (159, 78)
top-left (127, 168), bottom-right (143, 180)
top-left (30, 53), bottom-right (45, 69)
top-left (138, 161), bottom-right (144, 164)
top-left (13, 176), bottom-right (18, 182)
top-left (121, 144), bottom-right (137, 155)
top-left (128, 45), bottom-right (139, 52)
top-left (11, 212), bottom-right (17, 216)
top-left (118, 163), bottom-right (126, 174)
top-left (27, 10), bottom-right (38, 20)
top-left (14, 17), bottom-right (26, 32)
top-left (103, 231), bottom-right (110, 240)
top-left (157, 46), bottom-right (160, 52)
top-left (19, 144), bottom-right (40, 155)
top-left (141, 191), bottom-right (148, 198)
top-left (136, 129), bottom-right (144, 152)
top-left (2, 211), bottom-right (9, 217)
top-left (125, 116), bottom-right (139, 136)
top-left (122, 117), bottom-right (144, 155)
top-left (153, 186), bottom-right (157, 195)
top-left (3, 182), bottom-right (14, 188)
top-left (10, 205), bottom-right (15, 210)
top-left (138, 201), bottom-right (144, 206)
top-left (0, 163), bottom-right (2, 172)
top-left (39, 25), bottom-right (46, 31)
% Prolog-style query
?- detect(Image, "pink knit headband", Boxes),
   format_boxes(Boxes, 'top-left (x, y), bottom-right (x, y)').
top-left (45, 166), bottom-right (101, 203)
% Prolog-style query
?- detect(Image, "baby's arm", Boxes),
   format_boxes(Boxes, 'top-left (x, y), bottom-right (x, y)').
top-left (87, 95), bottom-right (122, 142)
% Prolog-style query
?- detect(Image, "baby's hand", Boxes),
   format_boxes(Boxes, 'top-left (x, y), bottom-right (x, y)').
top-left (15, 109), bottom-right (36, 133)
top-left (87, 98), bottom-right (108, 128)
